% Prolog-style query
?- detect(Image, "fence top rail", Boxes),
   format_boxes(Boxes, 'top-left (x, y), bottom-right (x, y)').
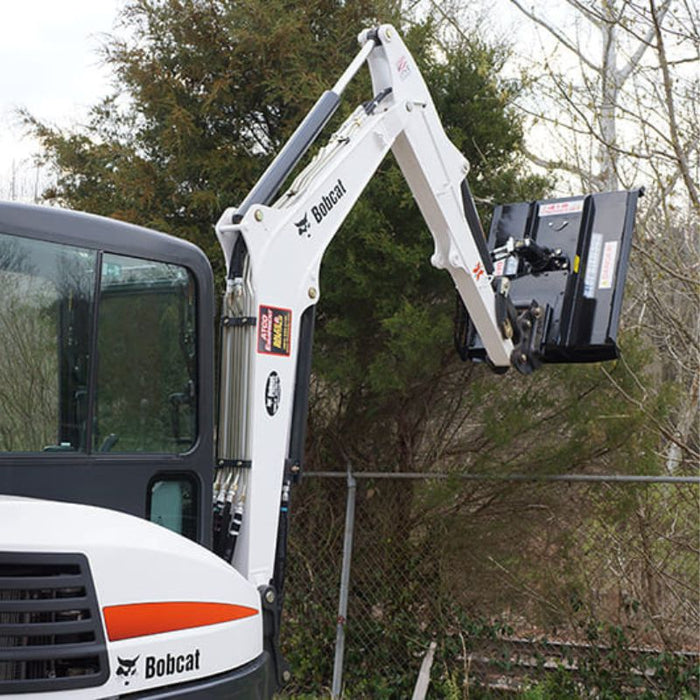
top-left (306, 471), bottom-right (700, 485)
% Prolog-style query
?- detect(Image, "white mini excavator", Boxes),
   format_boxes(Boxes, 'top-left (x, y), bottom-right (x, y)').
top-left (0, 25), bottom-right (640, 699)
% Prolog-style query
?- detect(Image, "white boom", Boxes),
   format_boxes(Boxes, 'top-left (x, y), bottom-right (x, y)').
top-left (213, 25), bottom-right (513, 590)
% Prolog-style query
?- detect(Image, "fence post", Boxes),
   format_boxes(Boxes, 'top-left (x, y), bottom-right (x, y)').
top-left (332, 468), bottom-right (357, 699)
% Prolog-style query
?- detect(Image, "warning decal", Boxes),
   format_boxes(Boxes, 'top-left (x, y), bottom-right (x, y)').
top-left (539, 199), bottom-right (584, 217)
top-left (396, 55), bottom-right (411, 80)
top-left (583, 233), bottom-right (603, 299)
top-left (258, 305), bottom-right (292, 357)
top-left (598, 241), bottom-right (618, 290)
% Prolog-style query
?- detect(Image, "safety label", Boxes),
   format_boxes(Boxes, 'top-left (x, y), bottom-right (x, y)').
top-left (258, 306), bottom-right (292, 356)
top-left (539, 199), bottom-right (584, 217)
top-left (493, 257), bottom-right (518, 277)
top-left (598, 240), bottom-right (618, 290)
top-left (583, 233), bottom-right (603, 298)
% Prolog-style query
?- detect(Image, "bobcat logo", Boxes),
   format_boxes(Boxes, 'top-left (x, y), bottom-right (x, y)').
top-left (116, 655), bottom-right (139, 685)
top-left (295, 213), bottom-right (311, 237)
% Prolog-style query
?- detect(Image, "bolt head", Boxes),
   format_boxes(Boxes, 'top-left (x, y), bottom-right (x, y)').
top-left (308, 287), bottom-right (317, 299)
top-left (264, 589), bottom-right (275, 604)
top-left (519, 353), bottom-right (528, 364)
top-left (282, 670), bottom-right (291, 683)
top-left (254, 209), bottom-right (264, 222)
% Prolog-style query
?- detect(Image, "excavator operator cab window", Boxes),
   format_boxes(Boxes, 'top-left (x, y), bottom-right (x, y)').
top-left (0, 232), bottom-right (198, 456)
top-left (95, 253), bottom-right (197, 454)
top-left (0, 232), bottom-right (95, 453)
top-left (148, 474), bottom-right (198, 540)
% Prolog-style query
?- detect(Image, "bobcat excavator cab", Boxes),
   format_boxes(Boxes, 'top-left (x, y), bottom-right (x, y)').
top-left (0, 25), bottom-right (639, 699)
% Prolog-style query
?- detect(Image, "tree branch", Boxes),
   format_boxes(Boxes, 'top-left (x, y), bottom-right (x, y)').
top-left (616, 0), bottom-right (672, 86)
top-left (507, 0), bottom-right (600, 71)
top-left (522, 145), bottom-right (605, 186)
top-left (600, 366), bottom-right (700, 461)
top-left (650, 0), bottom-right (700, 211)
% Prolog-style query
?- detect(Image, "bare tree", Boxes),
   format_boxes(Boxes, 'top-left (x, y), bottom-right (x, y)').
top-left (466, 0), bottom-right (700, 648)
top-left (499, 0), bottom-right (698, 461)
top-left (1, 157), bottom-right (51, 203)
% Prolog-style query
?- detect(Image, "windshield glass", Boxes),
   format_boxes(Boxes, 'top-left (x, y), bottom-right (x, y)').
top-left (0, 232), bottom-right (95, 452)
top-left (0, 233), bottom-right (197, 455)
top-left (94, 253), bottom-right (197, 453)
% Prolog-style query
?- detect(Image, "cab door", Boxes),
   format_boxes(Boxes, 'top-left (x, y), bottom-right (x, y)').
top-left (0, 203), bottom-right (215, 548)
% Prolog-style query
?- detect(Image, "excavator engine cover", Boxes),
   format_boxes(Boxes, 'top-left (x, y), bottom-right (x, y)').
top-left (462, 189), bottom-right (641, 366)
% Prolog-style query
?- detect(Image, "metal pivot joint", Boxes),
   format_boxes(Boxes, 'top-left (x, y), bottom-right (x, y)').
top-left (259, 584), bottom-right (290, 689)
top-left (492, 277), bottom-right (520, 344)
top-left (511, 301), bottom-right (547, 375)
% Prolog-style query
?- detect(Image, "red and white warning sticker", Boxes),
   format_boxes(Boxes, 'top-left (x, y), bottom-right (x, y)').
top-left (539, 199), bottom-right (584, 217)
top-left (258, 305), bottom-right (292, 357)
top-left (598, 240), bottom-right (618, 290)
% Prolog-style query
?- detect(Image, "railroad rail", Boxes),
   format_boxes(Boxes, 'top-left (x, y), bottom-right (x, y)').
top-left (463, 636), bottom-right (699, 694)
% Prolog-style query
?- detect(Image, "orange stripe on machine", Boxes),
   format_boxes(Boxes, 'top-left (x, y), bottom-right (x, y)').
top-left (103, 601), bottom-right (259, 641)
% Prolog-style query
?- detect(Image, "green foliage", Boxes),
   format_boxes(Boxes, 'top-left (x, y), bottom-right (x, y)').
top-left (28, 0), bottom-right (402, 269)
top-left (518, 623), bottom-right (700, 700)
top-left (27, 0), bottom-right (548, 477)
top-left (282, 593), bottom-right (336, 692)
top-left (428, 612), bottom-right (699, 699)
top-left (311, 33), bottom-right (549, 471)
top-left (426, 39), bottom-right (546, 214)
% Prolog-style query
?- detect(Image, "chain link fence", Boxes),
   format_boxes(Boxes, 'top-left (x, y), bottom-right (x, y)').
top-left (281, 471), bottom-right (700, 698)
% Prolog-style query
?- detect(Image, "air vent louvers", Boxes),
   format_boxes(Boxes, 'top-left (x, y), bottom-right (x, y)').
top-left (0, 553), bottom-right (109, 693)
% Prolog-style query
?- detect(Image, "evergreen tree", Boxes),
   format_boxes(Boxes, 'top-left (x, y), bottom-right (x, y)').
top-left (27, 0), bottom-right (547, 473)
top-left (28, 0), bottom-right (401, 263)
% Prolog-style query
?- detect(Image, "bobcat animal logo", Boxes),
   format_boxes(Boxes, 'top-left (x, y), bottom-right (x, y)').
top-left (295, 213), bottom-right (311, 237)
top-left (116, 655), bottom-right (140, 685)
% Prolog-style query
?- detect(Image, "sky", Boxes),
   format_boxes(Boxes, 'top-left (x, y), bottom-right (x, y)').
top-left (0, 0), bottom-right (123, 196)
top-left (0, 0), bottom-right (589, 202)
